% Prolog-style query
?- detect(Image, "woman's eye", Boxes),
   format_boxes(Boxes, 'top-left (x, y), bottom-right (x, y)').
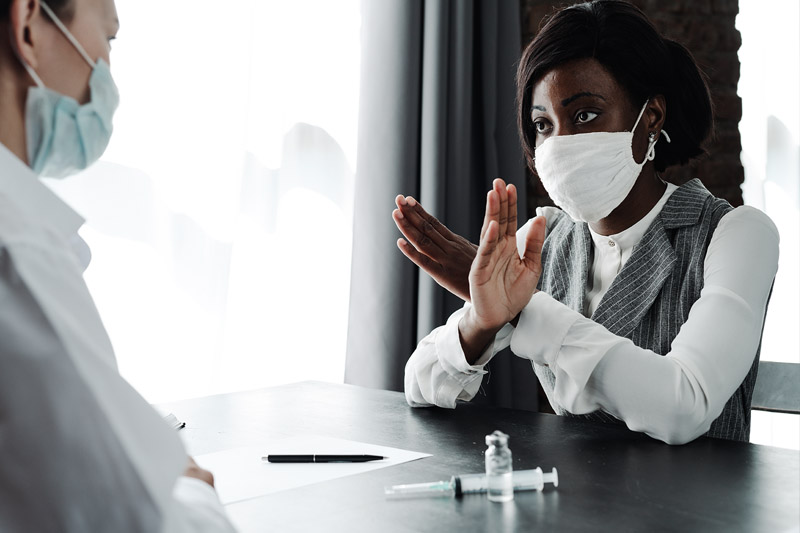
top-left (533, 119), bottom-right (552, 135)
top-left (576, 111), bottom-right (599, 124)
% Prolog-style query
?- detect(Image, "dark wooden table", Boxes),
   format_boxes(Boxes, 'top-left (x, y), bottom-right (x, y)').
top-left (162, 381), bottom-right (800, 532)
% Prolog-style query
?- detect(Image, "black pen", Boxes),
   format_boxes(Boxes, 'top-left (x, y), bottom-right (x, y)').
top-left (263, 454), bottom-right (387, 463)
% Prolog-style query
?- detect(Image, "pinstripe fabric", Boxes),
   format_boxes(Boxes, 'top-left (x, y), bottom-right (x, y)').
top-left (533, 179), bottom-right (762, 442)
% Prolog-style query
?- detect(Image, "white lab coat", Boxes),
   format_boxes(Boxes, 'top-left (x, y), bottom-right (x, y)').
top-left (0, 143), bottom-right (234, 532)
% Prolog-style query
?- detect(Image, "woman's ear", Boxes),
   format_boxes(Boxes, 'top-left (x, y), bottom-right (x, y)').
top-left (9, 0), bottom-right (43, 70)
top-left (647, 94), bottom-right (667, 138)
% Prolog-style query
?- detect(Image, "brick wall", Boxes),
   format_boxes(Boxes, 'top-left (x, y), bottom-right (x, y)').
top-left (520, 0), bottom-right (744, 214)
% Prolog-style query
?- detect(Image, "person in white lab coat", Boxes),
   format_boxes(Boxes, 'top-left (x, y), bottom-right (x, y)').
top-left (0, 0), bottom-right (234, 530)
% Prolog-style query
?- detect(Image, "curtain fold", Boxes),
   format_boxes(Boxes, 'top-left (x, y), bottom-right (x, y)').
top-left (346, 0), bottom-right (538, 411)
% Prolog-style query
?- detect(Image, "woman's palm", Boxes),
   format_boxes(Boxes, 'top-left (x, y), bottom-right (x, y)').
top-left (467, 179), bottom-right (545, 332)
top-left (469, 227), bottom-right (542, 329)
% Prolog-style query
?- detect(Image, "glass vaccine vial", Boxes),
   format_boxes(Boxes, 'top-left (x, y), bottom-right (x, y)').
top-left (485, 430), bottom-right (513, 502)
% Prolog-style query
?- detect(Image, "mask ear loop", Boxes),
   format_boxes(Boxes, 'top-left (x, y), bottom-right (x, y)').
top-left (22, 61), bottom-right (46, 88)
top-left (631, 100), bottom-right (649, 132)
top-left (646, 129), bottom-right (672, 162)
top-left (632, 100), bottom-right (655, 165)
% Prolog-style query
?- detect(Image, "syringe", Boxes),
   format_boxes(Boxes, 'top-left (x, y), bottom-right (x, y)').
top-left (384, 467), bottom-right (558, 499)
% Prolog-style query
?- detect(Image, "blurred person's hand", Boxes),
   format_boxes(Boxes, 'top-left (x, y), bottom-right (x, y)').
top-left (184, 457), bottom-right (215, 488)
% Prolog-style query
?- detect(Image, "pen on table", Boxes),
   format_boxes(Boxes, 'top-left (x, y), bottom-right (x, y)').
top-left (262, 454), bottom-right (387, 463)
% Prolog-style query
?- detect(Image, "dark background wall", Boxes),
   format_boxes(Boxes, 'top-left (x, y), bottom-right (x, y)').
top-left (520, 0), bottom-right (744, 215)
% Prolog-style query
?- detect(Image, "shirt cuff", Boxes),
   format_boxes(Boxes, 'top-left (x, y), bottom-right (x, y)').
top-left (510, 291), bottom-right (581, 365)
top-left (435, 308), bottom-right (486, 377)
top-left (432, 306), bottom-right (514, 404)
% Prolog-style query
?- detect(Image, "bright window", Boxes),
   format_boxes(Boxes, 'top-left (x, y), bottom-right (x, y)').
top-left (737, 0), bottom-right (800, 450)
top-left (45, 0), bottom-right (361, 403)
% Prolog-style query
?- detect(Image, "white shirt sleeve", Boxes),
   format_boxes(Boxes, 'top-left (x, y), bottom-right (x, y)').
top-left (404, 304), bottom-right (515, 408)
top-left (509, 206), bottom-right (779, 444)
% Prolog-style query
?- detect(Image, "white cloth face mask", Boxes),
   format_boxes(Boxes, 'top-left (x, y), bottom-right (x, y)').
top-left (22, 1), bottom-right (119, 178)
top-left (534, 100), bottom-right (666, 223)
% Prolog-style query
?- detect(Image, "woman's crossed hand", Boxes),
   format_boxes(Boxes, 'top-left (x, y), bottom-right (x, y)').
top-left (460, 179), bottom-right (546, 363)
top-left (392, 195), bottom-right (477, 302)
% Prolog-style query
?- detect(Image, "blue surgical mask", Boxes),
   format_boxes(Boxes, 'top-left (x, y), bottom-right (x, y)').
top-left (21, 1), bottom-right (119, 178)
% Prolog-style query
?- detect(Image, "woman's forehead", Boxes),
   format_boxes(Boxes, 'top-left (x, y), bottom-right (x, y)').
top-left (532, 58), bottom-right (624, 108)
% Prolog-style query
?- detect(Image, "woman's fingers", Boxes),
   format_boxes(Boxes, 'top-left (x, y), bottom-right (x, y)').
top-left (473, 220), bottom-right (500, 275)
top-left (494, 179), bottom-right (509, 238)
top-left (407, 197), bottom-right (460, 241)
top-left (480, 188), bottom-right (500, 243)
top-left (475, 189), bottom-right (503, 276)
top-left (506, 184), bottom-right (518, 237)
top-left (522, 215), bottom-right (546, 272)
top-left (397, 238), bottom-right (442, 274)
top-left (394, 197), bottom-right (454, 253)
top-left (392, 208), bottom-right (446, 258)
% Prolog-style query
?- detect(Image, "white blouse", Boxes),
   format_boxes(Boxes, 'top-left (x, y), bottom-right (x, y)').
top-left (404, 185), bottom-right (779, 445)
top-left (584, 183), bottom-right (678, 315)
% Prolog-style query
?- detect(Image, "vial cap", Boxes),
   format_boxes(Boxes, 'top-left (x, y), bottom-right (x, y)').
top-left (485, 430), bottom-right (509, 446)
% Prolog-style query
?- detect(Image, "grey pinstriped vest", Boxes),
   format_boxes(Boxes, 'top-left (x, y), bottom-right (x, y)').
top-left (534, 179), bottom-right (762, 442)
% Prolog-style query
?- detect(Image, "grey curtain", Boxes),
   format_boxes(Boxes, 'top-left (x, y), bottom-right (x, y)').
top-left (345, 0), bottom-right (538, 411)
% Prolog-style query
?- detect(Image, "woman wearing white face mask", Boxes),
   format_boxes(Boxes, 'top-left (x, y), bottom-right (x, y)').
top-left (0, 0), bottom-right (234, 530)
top-left (395, 0), bottom-right (779, 445)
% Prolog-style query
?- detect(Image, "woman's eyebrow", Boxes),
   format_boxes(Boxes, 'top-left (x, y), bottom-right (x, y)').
top-left (561, 91), bottom-right (607, 107)
top-left (532, 104), bottom-right (547, 111)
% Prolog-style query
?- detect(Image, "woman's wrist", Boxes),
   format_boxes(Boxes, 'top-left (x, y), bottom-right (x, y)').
top-left (458, 309), bottom-right (503, 365)
top-left (510, 288), bottom-right (538, 327)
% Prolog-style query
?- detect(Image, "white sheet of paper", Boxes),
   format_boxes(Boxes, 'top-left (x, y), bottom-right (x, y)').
top-left (195, 436), bottom-right (431, 505)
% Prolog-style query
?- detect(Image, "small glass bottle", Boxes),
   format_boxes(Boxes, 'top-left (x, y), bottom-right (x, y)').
top-left (485, 430), bottom-right (513, 502)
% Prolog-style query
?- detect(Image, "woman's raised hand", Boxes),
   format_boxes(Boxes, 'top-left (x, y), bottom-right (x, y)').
top-left (392, 196), bottom-right (477, 302)
top-left (465, 179), bottom-right (546, 334)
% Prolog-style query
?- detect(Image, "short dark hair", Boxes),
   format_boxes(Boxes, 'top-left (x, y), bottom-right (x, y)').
top-left (0, 0), bottom-right (74, 22)
top-left (516, 0), bottom-right (713, 174)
